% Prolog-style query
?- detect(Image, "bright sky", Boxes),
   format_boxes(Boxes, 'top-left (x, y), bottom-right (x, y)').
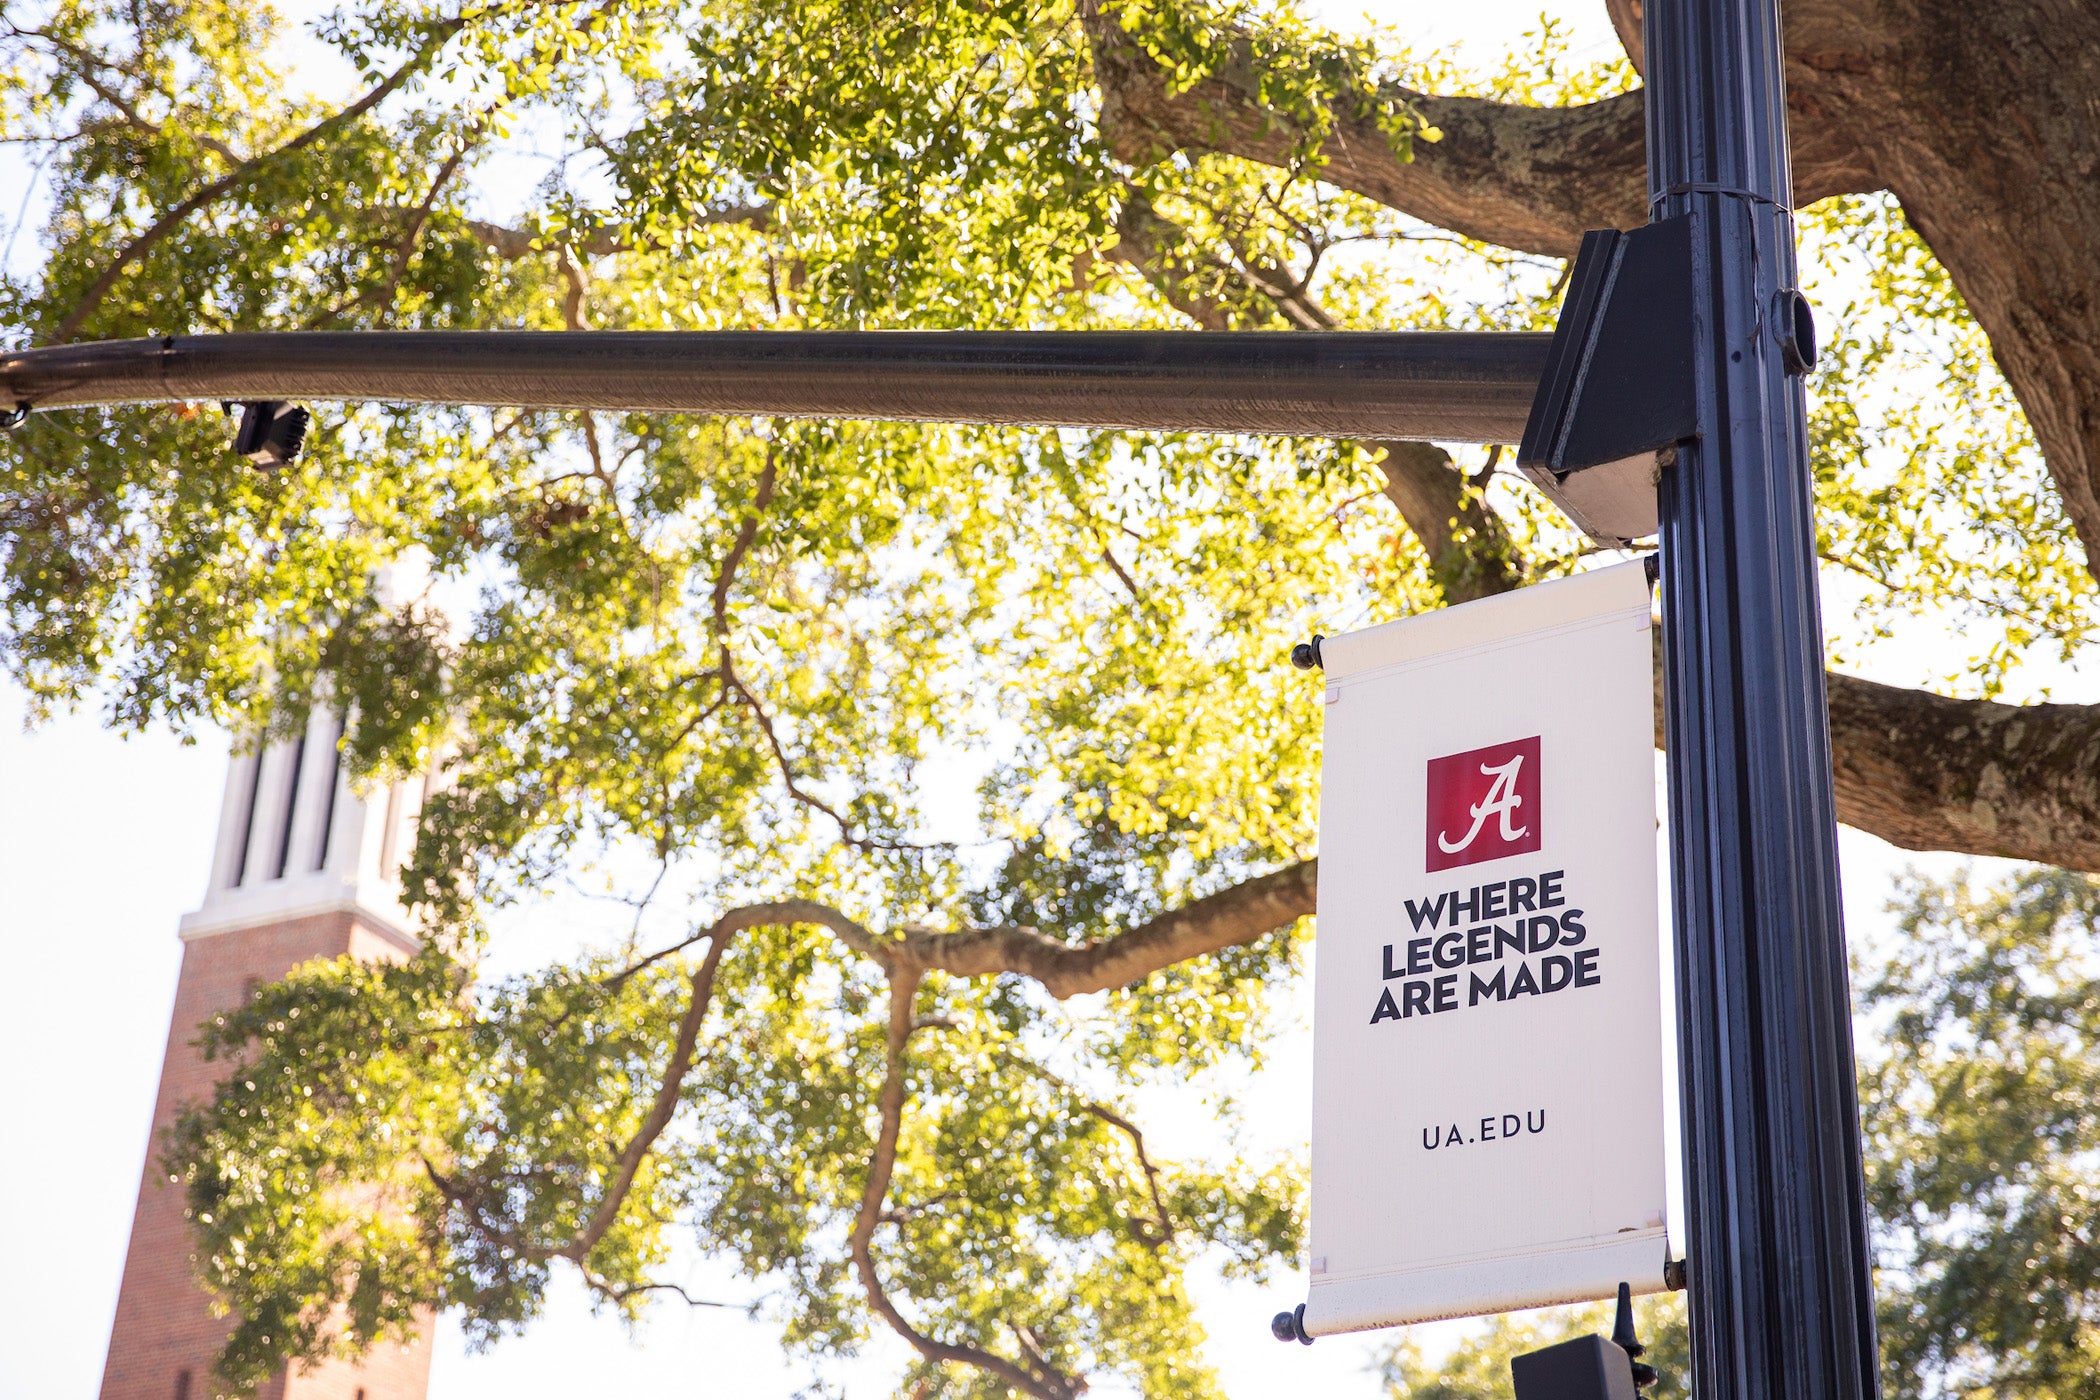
top-left (0, 2), bottom-right (2027, 1397)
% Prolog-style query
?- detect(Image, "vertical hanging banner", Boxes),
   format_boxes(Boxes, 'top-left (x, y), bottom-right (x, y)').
top-left (1302, 560), bottom-right (1669, 1337)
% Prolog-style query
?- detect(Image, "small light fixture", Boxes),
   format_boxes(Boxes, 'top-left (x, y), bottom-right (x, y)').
top-left (229, 400), bottom-right (310, 467)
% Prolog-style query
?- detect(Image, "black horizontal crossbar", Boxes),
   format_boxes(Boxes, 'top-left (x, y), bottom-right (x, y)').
top-left (0, 330), bottom-right (1550, 444)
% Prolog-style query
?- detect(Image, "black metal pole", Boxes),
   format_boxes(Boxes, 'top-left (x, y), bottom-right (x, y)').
top-left (1647, 1), bottom-right (1880, 1399)
top-left (0, 330), bottom-right (1546, 444)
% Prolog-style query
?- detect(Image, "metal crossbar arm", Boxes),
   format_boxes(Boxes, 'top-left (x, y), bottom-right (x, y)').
top-left (0, 330), bottom-right (1550, 443)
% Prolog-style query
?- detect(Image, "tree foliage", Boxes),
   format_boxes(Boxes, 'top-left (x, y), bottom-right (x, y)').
top-left (1861, 868), bottom-right (2100, 1400)
top-left (2, 0), bottom-right (2098, 1395)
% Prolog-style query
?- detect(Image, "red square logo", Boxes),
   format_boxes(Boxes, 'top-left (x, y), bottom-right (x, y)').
top-left (1425, 736), bottom-right (1543, 872)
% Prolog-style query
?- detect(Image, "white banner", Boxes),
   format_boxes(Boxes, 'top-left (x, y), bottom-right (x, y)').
top-left (1303, 560), bottom-right (1670, 1337)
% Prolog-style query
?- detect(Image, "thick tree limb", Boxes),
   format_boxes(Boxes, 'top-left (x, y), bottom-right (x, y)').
top-left (603, 873), bottom-right (1317, 1010)
top-left (1084, 5), bottom-right (1878, 257)
top-left (1372, 441), bottom-right (1525, 603)
top-left (903, 860), bottom-right (1317, 998)
top-left (1091, 27), bottom-right (1641, 255)
top-left (1650, 634), bottom-right (2100, 872)
top-left (1851, 3), bottom-right (2100, 582)
top-left (1090, 8), bottom-right (2100, 871)
top-left (1826, 674), bottom-right (2100, 872)
top-left (1604, 0), bottom-right (1648, 74)
top-left (1098, 85), bottom-right (2099, 873)
top-left (1123, 0), bottom-right (2100, 609)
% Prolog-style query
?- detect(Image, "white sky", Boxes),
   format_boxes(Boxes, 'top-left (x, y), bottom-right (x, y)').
top-left (0, 2), bottom-right (2042, 1397)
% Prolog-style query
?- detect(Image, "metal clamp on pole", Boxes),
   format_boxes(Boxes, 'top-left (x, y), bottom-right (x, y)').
top-left (1515, 217), bottom-right (1699, 548)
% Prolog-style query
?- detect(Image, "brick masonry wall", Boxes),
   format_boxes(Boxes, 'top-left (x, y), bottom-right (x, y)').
top-left (99, 911), bottom-right (434, 1400)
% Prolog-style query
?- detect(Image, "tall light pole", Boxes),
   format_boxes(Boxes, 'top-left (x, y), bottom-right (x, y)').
top-left (1648, 1), bottom-right (1881, 1397)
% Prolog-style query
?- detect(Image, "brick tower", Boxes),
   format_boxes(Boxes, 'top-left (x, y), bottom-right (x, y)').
top-left (100, 712), bottom-right (438, 1400)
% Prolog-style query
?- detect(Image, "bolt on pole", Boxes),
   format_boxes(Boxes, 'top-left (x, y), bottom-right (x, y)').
top-left (1646, 1), bottom-right (1881, 1398)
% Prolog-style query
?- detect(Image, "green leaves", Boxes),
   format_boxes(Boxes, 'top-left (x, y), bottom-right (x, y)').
top-left (175, 925), bottom-right (1296, 1396)
top-left (615, 0), bottom-right (1114, 330)
top-left (175, 952), bottom-right (463, 1394)
top-left (1860, 868), bottom-right (2100, 1400)
top-left (1803, 194), bottom-right (2098, 696)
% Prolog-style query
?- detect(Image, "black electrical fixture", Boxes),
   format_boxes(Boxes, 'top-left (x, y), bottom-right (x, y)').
top-left (1513, 216), bottom-right (1699, 548)
top-left (1508, 1283), bottom-right (1658, 1400)
top-left (229, 399), bottom-right (310, 467)
top-left (1511, 1333), bottom-right (1639, 1400)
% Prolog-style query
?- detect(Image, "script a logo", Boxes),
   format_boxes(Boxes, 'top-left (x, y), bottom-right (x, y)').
top-left (1424, 736), bottom-right (1543, 872)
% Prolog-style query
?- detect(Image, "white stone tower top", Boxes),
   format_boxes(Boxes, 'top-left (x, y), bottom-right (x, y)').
top-left (181, 557), bottom-right (441, 950)
top-left (178, 714), bottom-right (426, 952)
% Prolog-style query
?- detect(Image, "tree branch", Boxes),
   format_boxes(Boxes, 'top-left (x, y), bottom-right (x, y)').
top-left (303, 138), bottom-right (476, 329)
top-left (7, 23), bottom-right (242, 163)
top-left (1102, 109), bottom-right (2064, 870)
top-left (1827, 672), bottom-right (2100, 872)
top-left (602, 899), bottom-right (895, 991)
top-left (720, 665), bottom-right (929, 852)
top-left (575, 1268), bottom-right (745, 1311)
top-left (998, 1053), bottom-right (1175, 1248)
top-left (1650, 633), bottom-right (2100, 872)
top-left (905, 860), bottom-right (1317, 999)
top-left (1112, 195), bottom-right (1235, 331)
top-left (557, 242), bottom-right (592, 330)
top-left (711, 450), bottom-right (780, 629)
top-left (561, 921), bottom-right (734, 1264)
top-left (1081, 1100), bottom-right (1173, 1247)
top-left (50, 18), bottom-right (464, 340)
top-left (1085, 5), bottom-right (1878, 258)
top-left (1113, 189), bottom-right (1331, 330)
top-left (606, 868), bottom-right (1315, 1052)
top-left (1109, 189), bottom-right (1529, 606)
top-left (849, 969), bottom-right (1077, 1400)
top-left (1372, 440), bottom-right (1525, 603)
top-left (1086, 5), bottom-right (1645, 257)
